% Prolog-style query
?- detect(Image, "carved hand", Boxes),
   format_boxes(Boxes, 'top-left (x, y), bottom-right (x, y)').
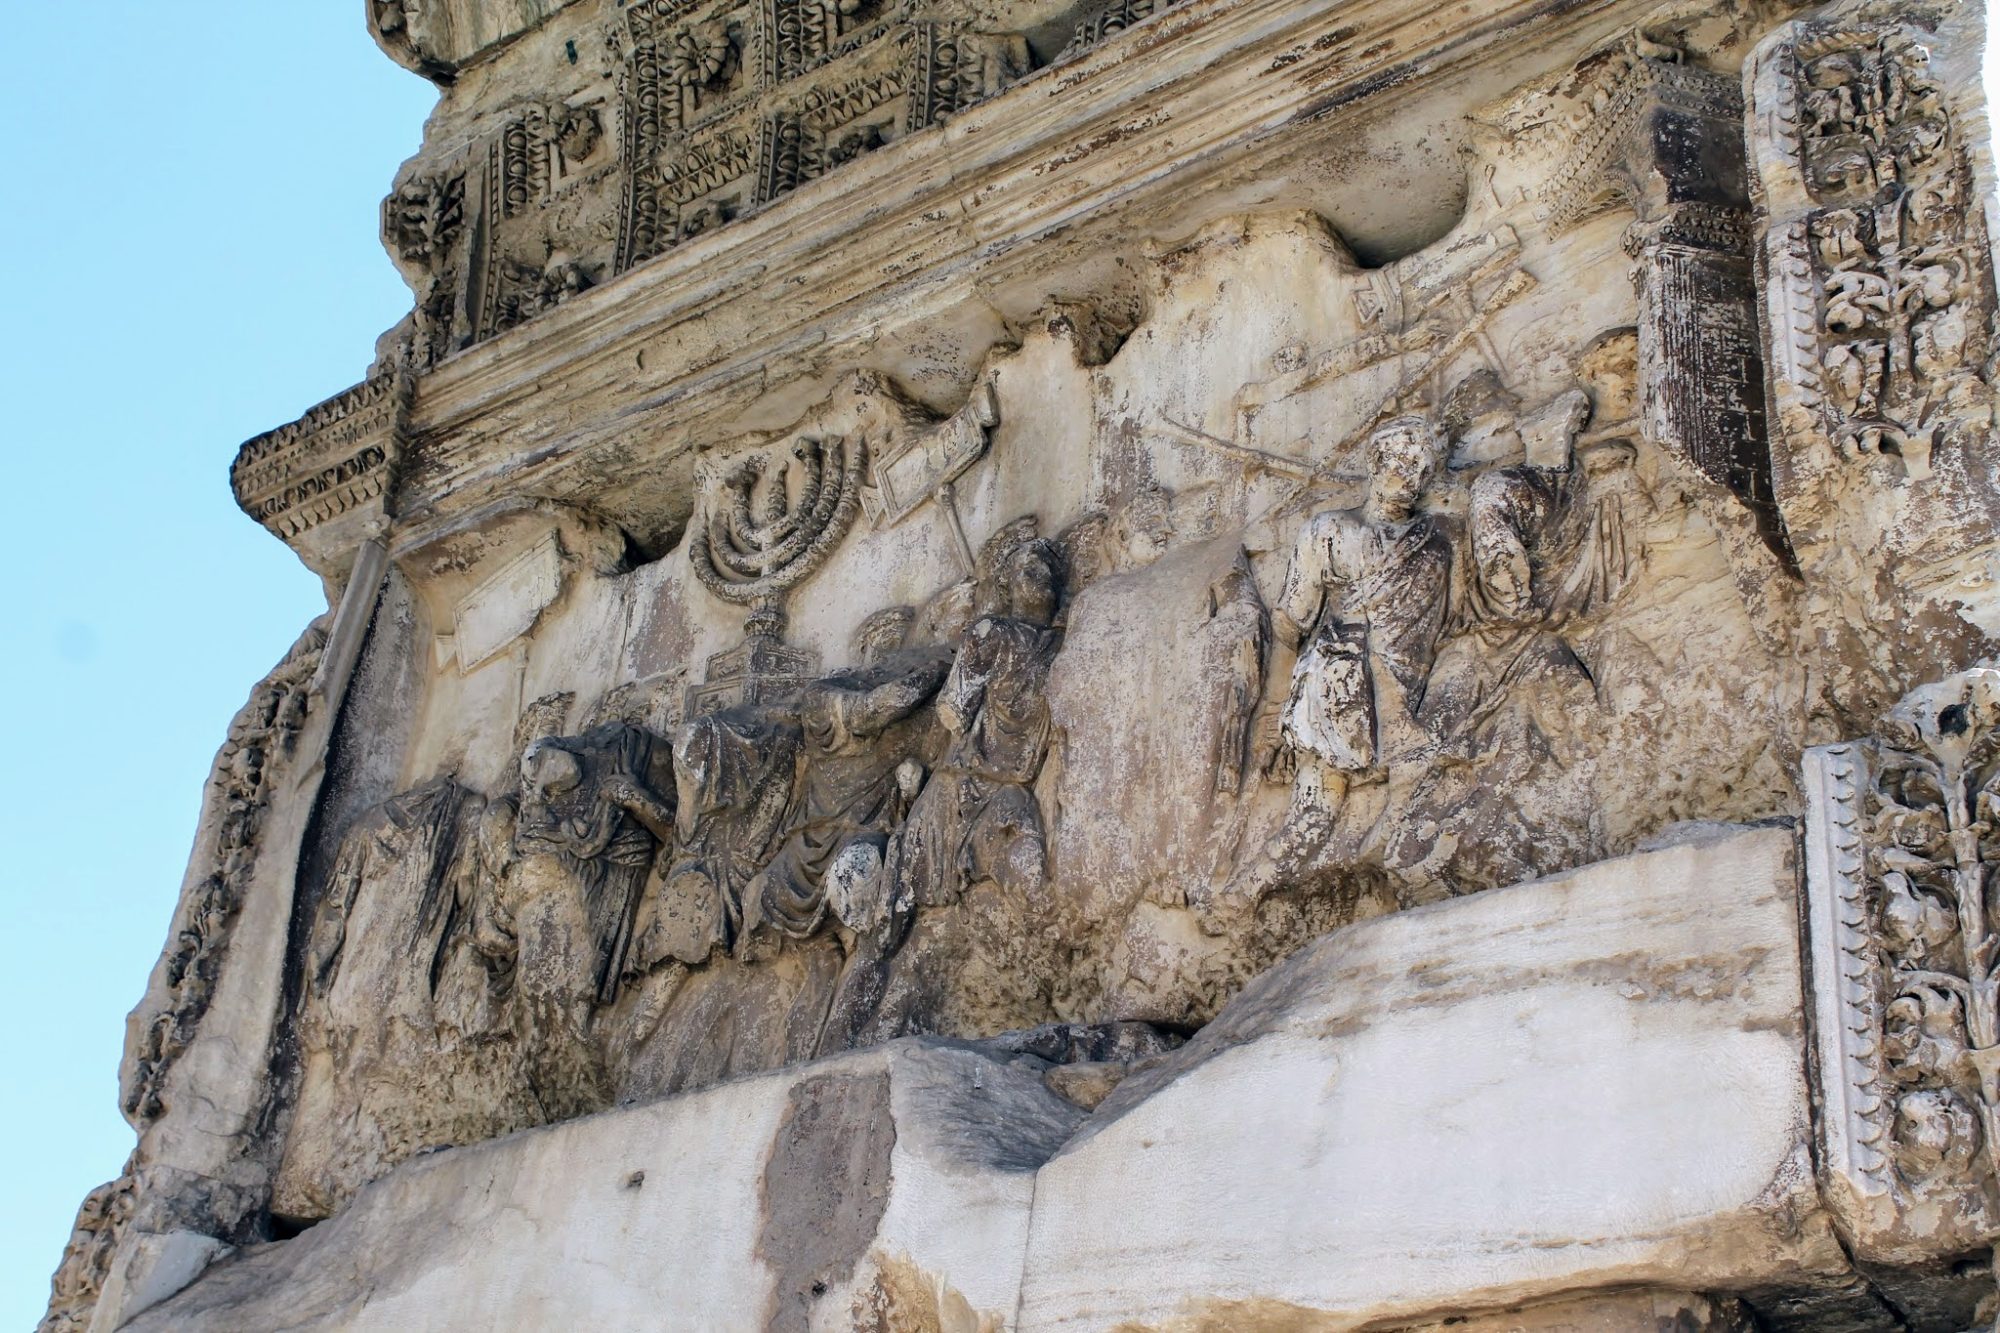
top-left (1252, 702), bottom-right (1292, 783)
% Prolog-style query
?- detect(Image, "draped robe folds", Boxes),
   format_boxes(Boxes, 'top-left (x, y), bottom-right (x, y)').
top-left (505, 723), bottom-right (675, 1120)
top-left (643, 707), bottom-right (802, 965)
top-left (1276, 508), bottom-right (1453, 775)
top-left (746, 650), bottom-right (948, 943)
top-left (512, 723), bottom-right (675, 1012)
top-left (1420, 457), bottom-right (1627, 762)
top-left (307, 777), bottom-right (480, 1036)
top-left (896, 615), bottom-right (1060, 910)
top-left (281, 777), bottom-right (515, 1218)
top-left (1381, 456), bottom-right (1629, 896)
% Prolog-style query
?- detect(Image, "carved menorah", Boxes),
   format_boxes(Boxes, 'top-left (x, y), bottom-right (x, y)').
top-left (688, 431), bottom-right (869, 609)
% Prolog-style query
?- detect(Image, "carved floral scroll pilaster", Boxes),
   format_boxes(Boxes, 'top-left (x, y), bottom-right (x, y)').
top-left (1806, 667), bottom-right (2000, 1274)
top-left (38, 1167), bottom-right (137, 1333)
top-left (1746, 4), bottom-right (2000, 670)
top-left (118, 625), bottom-right (329, 1132)
top-left (1751, 17), bottom-right (1989, 484)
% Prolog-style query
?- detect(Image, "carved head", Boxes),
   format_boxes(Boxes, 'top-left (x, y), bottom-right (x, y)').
top-left (973, 516), bottom-right (1042, 616)
top-left (1441, 371), bottom-right (1522, 467)
top-left (1366, 415), bottom-right (1446, 520)
top-left (521, 739), bottom-right (584, 799)
top-left (1007, 541), bottom-right (1063, 626)
top-left (854, 606), bottom-right (916, 665)
top-left (1110, 484), bottom-right (1175, 570)
top-left (1575, 327), bottom-right (1640, 425)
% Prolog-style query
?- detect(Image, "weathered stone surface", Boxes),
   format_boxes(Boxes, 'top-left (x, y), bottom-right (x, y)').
top-left (44, 0), bottom-right (2000, 1324)
top-left (1390, 1290), bottom-right (1757, 1333)
top-left (124, 825), bottom-right (1908, 1332)
top-left (1017, 826), bottom-right (1848, 1330)
top-left (126, 1040), bottom-right (1078, 1331)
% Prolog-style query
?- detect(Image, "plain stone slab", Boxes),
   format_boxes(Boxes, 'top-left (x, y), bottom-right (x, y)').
top-left (1014, 825), bottom-right (1848, 1331)
top-left (127, 1040), bottom-right (1080, 1332)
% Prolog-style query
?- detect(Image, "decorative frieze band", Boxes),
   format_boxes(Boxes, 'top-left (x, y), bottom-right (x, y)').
top-left (230, 376), bottom-right (405, 549)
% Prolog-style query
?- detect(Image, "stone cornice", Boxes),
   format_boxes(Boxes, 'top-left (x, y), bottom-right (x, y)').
top-left (251, 0), bottom-right (1653, 563)
top-left (232, 375), bottom-right (406, 573)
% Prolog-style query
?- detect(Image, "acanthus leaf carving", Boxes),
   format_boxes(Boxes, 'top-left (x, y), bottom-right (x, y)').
top-left (120, 622), bottom-right (329, 1131)
top-left (1746, 0), bottom-right (2000, 731)
top-left (38, 1168), bottom-right (136, 1333)
top-left (1806, 666), bottom-right (2000, 1275)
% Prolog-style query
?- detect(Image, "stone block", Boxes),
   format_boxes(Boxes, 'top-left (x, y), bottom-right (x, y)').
top-left (126, 1041), bottom-right (1081, 1332)
top-left (1015, 826), bottom-right (1846, 1330)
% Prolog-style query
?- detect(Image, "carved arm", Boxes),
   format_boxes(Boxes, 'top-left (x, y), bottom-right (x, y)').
top-left (938, 625), bottom-right (998, 736)
top-left (604, 775), bottom-right (677, 846)
top-left (849, 655), bottom-right (953, 738)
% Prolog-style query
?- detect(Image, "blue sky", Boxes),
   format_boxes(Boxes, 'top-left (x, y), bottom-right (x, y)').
top-left (0, 6), bottom-right (434, 1321)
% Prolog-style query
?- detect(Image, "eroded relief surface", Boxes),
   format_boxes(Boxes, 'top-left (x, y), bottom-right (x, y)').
top-left (45, 0), bottom-right (2000, 1328)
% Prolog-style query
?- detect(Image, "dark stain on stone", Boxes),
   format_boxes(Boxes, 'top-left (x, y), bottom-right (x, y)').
top-left (757, 1070), bottom-right (897, 1333)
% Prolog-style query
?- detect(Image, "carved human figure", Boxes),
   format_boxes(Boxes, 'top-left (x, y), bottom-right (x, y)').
top-left (509, 725), bottom-right (676, 1117)
top-left (280, 777), bottom-right (520, 1217)
top-left (305, 780), bottom-right (487, 1028)
top-left (819, 520), bottom-right (1066, 1051)
top-left (1383, 339), bottom-right (1641, 896)
top-left (637, 706), bottom-right (802, 969)
top-left (739, 608), bottom-right (950, 956)
top-left (1099, 483), bottom-right (1264, 795)
top-left (891, 518), bottom-right (1065, 915)
top-left (1195, 415), bottom-right (1452, 927)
